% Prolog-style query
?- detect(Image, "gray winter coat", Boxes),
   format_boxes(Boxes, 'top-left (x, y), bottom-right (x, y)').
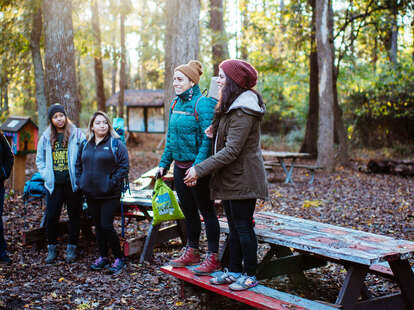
top-left (36, 124), bottom-right (85, 194)
top-left (194, 90), bottom-right (269, 200)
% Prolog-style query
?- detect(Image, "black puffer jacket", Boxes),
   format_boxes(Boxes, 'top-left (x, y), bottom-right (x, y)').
top-left (75, 135), bottom-right (129, 199)
top-left (0, 133), bottom-right (14, 183)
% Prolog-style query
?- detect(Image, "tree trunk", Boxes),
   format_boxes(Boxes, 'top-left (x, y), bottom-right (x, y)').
top-left (389, 3), bottom-right (398, 65)
top-left (210, 0), bottom-right (228, 75)
top-left (118, 10), bottom-right (126, 118)
top-left (43, 0), bottom-right (80, 125)
top-left (300, 0), bottom-right (318, 157)
top-left (30, 5), bottom-right (48, 135)
top-left (91, 0), bottom-right (106, 112)
top-left (239, 0), bottom-right (249, 60)
top-left (315, 0), bottom-right (335, 171)
top-left (164, 0), bottom-right (200, 126)
top-left (330, 3), bottom-right (349, 166)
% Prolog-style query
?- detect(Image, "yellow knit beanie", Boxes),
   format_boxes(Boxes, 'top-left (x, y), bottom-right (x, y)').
top-left (175, 60), bottom-right (203, 84)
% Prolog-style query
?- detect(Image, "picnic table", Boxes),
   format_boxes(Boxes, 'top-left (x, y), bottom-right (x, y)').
top-left (217, 212), bottom-right (414, 309)
top-left (120, 188), bottom-right (186, 263)
top-left (261, 150), bottom-right (316, 184)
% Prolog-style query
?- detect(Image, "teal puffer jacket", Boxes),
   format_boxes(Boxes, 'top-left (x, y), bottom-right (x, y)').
top-left (159, 85), bottom-right (216, 170)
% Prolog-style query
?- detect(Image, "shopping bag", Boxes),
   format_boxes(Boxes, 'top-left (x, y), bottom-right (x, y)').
top-left (152, 178), bottom-right (184, 225)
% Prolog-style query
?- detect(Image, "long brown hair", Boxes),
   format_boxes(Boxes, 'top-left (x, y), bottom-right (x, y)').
top-left (87, 111), bottom-right (120, 141)
top-left (50, 117), bottom-right (72, 149)
top-left (211, 74), bottom-right (264, 136)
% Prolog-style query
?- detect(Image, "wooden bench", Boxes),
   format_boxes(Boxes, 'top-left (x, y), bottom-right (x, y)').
top-left (161, 266), bottom-right (339, 310)
top-left (264, 161), bottom-right (322, 184)
top-left (216, 212), bottom-right (414, 310)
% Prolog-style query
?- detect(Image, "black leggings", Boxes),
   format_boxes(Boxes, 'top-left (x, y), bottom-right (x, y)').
top-left (174, 165), bottom-right (220, 253)
top-left (223, 199), bottom-right (257, 276)
top-left (87, 197), bottom-right (122, 259)
top-left (46, 182), bottom-right (82, 245)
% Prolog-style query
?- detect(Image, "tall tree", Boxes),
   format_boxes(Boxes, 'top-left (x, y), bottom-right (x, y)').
top-left (164, 0), bottom-right (200, 124)
top-left (91, 0), bottom-right (106, 112)
top-left (30, 2), bottom-right (48, 134)
top-left (300, 0), bottom-right (318, 157)
top-left (315, 0), bottom-right (335, 171)
top-left (210, 0), bottom-right (228, 75)
top-left (118, 10), bottom-right (126, 118)
top-left (43, 0), bottom-right (80, 124)
top-left (239, 0), bottom-right (249, 60)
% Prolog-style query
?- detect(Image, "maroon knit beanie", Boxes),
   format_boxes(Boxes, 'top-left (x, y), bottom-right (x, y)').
top-left (219, 59), bottom-right (258, 89)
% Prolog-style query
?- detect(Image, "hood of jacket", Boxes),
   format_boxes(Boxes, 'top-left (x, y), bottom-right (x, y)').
top-left (226, 90), bottom-right (265, 117)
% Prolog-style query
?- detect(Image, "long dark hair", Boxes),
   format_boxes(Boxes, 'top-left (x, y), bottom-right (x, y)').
top-left (211, 74), bottom-right (265, 136)
top-left (50, 117), bottom-right (72, 150)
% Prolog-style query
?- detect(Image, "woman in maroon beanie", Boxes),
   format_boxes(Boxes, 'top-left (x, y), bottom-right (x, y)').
top-left (184, 59), bottom-right (268, 290)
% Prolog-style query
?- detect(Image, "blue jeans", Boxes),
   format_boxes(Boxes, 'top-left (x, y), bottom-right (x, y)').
top-left (0, 184), bottom-right (7, 257)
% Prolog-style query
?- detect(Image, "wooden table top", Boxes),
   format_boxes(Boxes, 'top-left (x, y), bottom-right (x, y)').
top-left (219, 211), bottom-right (414, 265)
top-left (121, 189), bottom-right (153, 207)
top-left (261, 150), bottom-right (311, 158)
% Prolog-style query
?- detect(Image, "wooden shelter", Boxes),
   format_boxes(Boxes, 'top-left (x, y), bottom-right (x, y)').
top-left (106, 89), bottom-right (164, 133)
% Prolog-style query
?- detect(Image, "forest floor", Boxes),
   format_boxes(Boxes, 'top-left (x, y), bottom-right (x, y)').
top-left (1, 134), bottom-right (414, 310)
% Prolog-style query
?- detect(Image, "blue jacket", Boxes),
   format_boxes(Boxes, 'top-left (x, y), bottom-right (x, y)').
top-left (36, 124), bottom-right (85, 194)
top-left (159, 85), bottom-right (216, 169)
top-left (75, 135), bottom-right (129, 199)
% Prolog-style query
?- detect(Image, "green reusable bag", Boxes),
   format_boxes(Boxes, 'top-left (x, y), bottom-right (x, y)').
top-left (152, 178), bottom-right (185, 225)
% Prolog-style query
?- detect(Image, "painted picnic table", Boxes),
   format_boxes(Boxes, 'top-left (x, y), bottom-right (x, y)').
top-left (219, 211), bottom-right (414, 310)
top-left (120, 189), bottom-right (186, 263)
top-left (261, 150), bottom-right (311, 184)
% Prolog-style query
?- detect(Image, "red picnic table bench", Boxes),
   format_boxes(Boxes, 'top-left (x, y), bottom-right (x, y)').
top-left (161, 211), bottom-right (414, 310)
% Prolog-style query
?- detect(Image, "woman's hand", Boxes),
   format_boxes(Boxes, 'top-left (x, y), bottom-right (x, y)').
top-left (184, 167), bottom-right (198, 187)
top-left (156, 167), bottom-right (166, 179)
top-left (205, 125), bottom-right (213, 139)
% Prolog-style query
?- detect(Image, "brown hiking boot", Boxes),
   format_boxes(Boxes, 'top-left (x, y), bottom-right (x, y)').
top-left (170, 247), bottom-right (201, 267)
top-left (192, 252), bottom-right (221, 275)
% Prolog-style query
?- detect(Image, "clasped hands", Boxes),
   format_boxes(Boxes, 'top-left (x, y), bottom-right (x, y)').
top-left (156, 166), bottom-right (198, 187)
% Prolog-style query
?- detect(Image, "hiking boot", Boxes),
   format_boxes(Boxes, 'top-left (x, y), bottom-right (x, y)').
top-left (229, 273), bottom-right (258, 291)
top-left (0, 254), bottom-right (11, 265)
top-left (45, 244), bottom-right (57, 264)
top-left (65, 244), bottom-right (77, 263)
top-left (108, 258), bottom-right (125, 275)
top-left (169, 247), bottom-right (200, 267)
top-left (90, 256), bottom-right (110, 270)
top-left (192, 252), bottom-right (221, 275)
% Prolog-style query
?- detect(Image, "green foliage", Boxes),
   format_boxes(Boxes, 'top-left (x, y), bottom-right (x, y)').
top-left (341, 56), bottom-right (414, 120)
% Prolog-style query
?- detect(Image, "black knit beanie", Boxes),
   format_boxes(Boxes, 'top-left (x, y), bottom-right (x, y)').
top-left (48, 103), bottom-right (66, 122)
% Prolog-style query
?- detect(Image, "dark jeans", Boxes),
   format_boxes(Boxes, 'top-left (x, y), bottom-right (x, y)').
top-left (223, 199), bottom-right (257, 276)
top-left (0, 184), bottom-right (6, 257)
top-left (87, 197), bottom-right (122, 259)
top-left (46, 182), bottom-right (82, 245)
top-left (174, 165), bottom-right (220, 253)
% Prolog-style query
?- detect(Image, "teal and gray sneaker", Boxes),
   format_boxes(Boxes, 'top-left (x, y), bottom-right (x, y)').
top-left (108, 258), bottom-right (125, 275)
top-left (90, 256), bottom-right (110, 270)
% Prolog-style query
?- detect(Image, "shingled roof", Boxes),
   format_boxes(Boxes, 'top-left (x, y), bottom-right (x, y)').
top-left (106, 89), bottom-right (164, 107)
top-left (0, 116), bottom-right (38, 133)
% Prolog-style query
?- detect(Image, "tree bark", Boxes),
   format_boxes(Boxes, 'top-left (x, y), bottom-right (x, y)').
top-left (330, 3), bottom-right (349, 166)
top-left (30, 5), bottom-right (48, 135)
top-left (239, 0), bottom-right (249, 60)
top-left (388, 2), bottom-right (398, 64)
top-left (300, 0), bottom-right (318, 157)
top-left (210, 0), bottom-right (228, 75)
top-left (118, 10), bottom-right (126, 118)
top-left (315, 0), bottom-right (335, 171)
top-left (91, 0), bottom-right (106, 112)
top-left (164, 0), bottom-right (200, 125)
top-left (43, 0), bottom-right (80, 125)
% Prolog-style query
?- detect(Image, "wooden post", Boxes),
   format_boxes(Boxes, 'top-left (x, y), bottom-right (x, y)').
top-left (13, 154), bottom-right (27, 192)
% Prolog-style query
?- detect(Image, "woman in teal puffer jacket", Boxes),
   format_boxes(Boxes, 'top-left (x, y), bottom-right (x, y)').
top-left (158, 60), bottom-right (221, 275)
